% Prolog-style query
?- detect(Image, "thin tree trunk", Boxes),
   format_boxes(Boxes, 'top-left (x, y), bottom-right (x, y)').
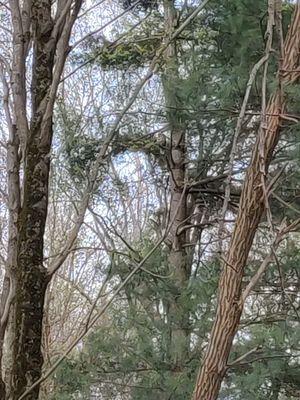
top-left (0, 94), bottom-right (21, 400)
top-left (192, 4), bottom-right (300, 400)
top-left (0, 275), bottom-right (10, 398)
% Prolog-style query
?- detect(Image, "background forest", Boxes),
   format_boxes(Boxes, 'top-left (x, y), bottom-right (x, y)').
top-left (0, 1), bottom-right (299, 399)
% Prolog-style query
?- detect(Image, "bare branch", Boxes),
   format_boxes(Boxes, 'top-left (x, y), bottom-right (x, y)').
top-left (227, 346), bottom-right (262, 368)
top-left (18, 184), bottom-right (188, 400)
top-left (218, 1), bottom-right (275, 251)
top-left (71, 0), bottom-right (140, 50)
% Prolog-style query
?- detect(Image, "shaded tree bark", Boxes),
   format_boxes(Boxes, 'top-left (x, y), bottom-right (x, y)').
top-left (163, 3), bottom-right (190, 369)
top-left (0, 125), bottom-right (20, 399)
top-left (0, 1), bottom-right (83, 399)
top-left (192, 3), bottom-right (300, 400)
top-left (162, 0), bottom-right (197, 373)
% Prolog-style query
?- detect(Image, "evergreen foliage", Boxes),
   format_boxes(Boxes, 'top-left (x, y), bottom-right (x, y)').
top-left (51, 1), bottom-right (300, 399)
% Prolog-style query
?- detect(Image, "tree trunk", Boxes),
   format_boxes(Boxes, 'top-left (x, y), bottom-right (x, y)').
top-left (8, 1), bottom-right (54, 395)
top-left (162, 0), bottom-right (191, 371)
top-left (0, 275), bottom-right (10, 398)
top-left (2, 1), bottom-right (83, 398)
top-left (0, 82), bottom-right (21, 400)
top-left (192, 5), bottom-right (300, 400)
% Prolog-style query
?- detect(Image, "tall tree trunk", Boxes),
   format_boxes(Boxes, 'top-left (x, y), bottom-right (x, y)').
top-left (8, 1), bottom-right (55, 396)
top-left (2, 1), bottom-right (83, 398)
top-left (192, 4), bottom-right (300, 400)
top-left (162, 0), bottom-right (191, 371)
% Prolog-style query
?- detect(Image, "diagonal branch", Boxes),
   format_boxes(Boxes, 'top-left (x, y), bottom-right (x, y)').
top-left (47, 0), bottom-right (212, 278)
top-left (18, 184), bottom-right (188, 400)
top-left (192, 3), bottom-right (300, 399)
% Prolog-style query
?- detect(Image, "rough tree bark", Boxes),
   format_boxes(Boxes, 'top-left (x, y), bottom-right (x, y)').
top-left (0, 1), bottom-right (83, 399)
top-left (163, 0), bottom-right (190, 369)
top-left (192, 3), bottom-right (300, 400)
top-left (162, 0), bottom-right (197, 372)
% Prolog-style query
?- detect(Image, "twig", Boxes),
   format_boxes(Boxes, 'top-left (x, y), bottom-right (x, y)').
top-left (227, 346), bottom-right (262, 367)
top-left (218, 1), bottom-right (275, 251)
top-left (271, 191), bottom-right (300, 216)
top-left (78, 0), bottom-right (106, 19)
top-left (234, 353), bottom-right (297, 366)
top-left (48, 0), bottom-right (212, 278)
top-left (241, 218), bottom-right (300, 303)
top-left (259, 0), bottom-right (276, 237)
top-left (72, 0), bottom-right (140, 49)
top-left (18, 184), bottom-right (188, 400)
